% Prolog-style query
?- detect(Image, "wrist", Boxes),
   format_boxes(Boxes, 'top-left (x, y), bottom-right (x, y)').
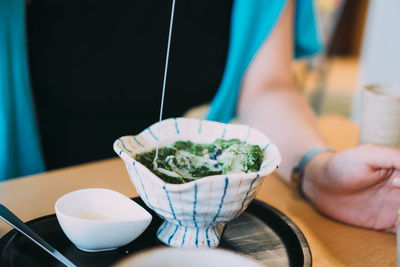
top-left (302, 151), bottom-right (334, 203)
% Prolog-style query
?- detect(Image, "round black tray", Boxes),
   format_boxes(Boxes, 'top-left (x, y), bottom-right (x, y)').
top-left (0, 198), bottom-right (311, 267)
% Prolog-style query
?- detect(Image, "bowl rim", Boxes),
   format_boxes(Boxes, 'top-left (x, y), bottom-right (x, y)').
top-left (113, 118), bottom-right (282, 191)
top-left (115, 246), bottom-right (263, 267)
top-left (364, 83), bottom-right (400, 100)
top-left (55, 188), bottom-right (152, 223)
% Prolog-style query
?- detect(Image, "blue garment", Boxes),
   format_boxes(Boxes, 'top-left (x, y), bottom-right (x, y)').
top-left (0, 0), bottom-right (321, 180)
top-left (206, 0), bottom-right (322, 122)
top-left (0, 0), bottom-right (45, 180)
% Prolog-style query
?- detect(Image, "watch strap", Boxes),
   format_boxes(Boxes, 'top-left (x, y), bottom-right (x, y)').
top-left (291, 146), bottom-right (336, 199)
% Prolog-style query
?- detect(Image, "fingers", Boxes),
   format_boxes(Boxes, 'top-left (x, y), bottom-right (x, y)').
top-left (383, 226), bottom-right (396, 234)
top-left (360, 144), bottom-right (400, 169)
top-left (373, 184), bottom-right (400, 232)
top-left (392, 177), bottom-right (400, 188)
top-left (383, 214), bottom-right (398, 234)
top-left (393, 218), bottom-right (398, 234)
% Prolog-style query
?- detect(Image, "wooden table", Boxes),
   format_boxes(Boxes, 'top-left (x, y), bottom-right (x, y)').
top-left (0, 115), bottom-right (396, 266)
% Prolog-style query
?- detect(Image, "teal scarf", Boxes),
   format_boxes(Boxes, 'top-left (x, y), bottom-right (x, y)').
top-left (206, 0), bottom-right (321, 122)
top-left (0, 0), bottom-right (320, 180)
top-left (0, 0), bottom-right (45, 180)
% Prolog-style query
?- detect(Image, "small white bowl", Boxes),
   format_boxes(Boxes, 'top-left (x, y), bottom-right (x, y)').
top-left (115, 247), bottom-right (263, 267)
top-left (55, 188), bottom-right (152, 252)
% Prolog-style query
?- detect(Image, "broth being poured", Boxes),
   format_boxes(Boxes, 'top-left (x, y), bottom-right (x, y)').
top-left (153, 0), bottom-right (176, 169)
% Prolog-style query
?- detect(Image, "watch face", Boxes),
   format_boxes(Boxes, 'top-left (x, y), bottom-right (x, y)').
top-left (291, 167), bottom-right (301, 186)
top-left (291, 169), bottom-right (309, 199)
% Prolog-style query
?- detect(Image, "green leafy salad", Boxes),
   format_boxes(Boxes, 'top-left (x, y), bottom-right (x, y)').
top-left (134, 139), bottom-right (263, 184)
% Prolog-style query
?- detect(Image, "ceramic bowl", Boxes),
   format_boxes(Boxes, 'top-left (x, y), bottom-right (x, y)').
top-left (115, 247), bottom-right (263, 267)
top-left (55, 188), bottom-right (152, 252)
top-left (113, 118), bottom-right (281, 248)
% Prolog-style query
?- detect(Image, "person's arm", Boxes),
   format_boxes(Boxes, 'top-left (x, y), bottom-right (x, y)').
top-left (238, 0), bottom-right (400, 233)
top-left (238, 1), bottom-right (329, 183)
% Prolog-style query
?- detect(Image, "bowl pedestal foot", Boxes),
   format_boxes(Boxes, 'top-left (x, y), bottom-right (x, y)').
top-left (156, 221), bottom-right (225, 248)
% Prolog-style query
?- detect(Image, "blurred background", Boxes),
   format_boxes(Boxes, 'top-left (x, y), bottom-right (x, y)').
top-left (188, 0), bottom-right (400, 123)
top-left (295, 0), bottom-right (400, 122)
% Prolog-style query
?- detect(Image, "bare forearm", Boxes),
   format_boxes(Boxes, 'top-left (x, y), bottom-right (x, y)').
top-left (236, 0), bottom-right (329, 186)
top-left (237, 87), bottom-right (329, 183)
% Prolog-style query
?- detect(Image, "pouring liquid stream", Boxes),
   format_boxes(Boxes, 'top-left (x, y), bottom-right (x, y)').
top-left (153, 0), bottom-right (176, 169)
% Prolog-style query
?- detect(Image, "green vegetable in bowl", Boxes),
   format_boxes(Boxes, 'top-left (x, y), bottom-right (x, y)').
top-left (134, 139), bottom-right (263, 184)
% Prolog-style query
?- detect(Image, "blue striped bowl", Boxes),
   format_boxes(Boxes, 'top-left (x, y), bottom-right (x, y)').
top-left (113, 118), bottom-right (281, 248)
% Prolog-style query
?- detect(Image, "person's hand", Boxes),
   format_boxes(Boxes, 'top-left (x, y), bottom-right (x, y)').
top-left (303, 144), bottom-right (400, 233)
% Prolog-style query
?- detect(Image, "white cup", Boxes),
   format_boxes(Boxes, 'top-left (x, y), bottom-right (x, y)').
top-left (359, 84), bottom-right (400, 148)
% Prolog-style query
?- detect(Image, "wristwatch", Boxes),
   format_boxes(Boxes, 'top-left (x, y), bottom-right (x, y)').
top-left (291, 146), bottom-right (336, 199)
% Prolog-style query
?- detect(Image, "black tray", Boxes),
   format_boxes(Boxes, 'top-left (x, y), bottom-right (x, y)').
top-left (0, 198), bottom-right (311, 267)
